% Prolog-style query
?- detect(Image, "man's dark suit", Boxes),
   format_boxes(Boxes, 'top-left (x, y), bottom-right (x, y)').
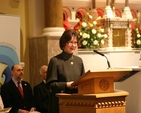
top-left (1, 79), bottom-right (35, 113)
top-left (33, 81), bottom-right (49, 113)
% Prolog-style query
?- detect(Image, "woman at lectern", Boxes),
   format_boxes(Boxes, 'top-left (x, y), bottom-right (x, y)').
top-left (46, 29), bottom-right (85, 113)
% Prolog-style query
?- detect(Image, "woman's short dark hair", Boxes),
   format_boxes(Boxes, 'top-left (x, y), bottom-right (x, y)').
top-left (59, 29), bottom-right (78, 50)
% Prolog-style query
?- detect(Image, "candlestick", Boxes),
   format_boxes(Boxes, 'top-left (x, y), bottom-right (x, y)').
top-left (106, 0), bottom-right (110, 6)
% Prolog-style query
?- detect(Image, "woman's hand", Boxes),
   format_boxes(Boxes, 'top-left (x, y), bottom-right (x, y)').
top-left (30, 107), bottom-right (36, 112)
top-left (66, 81), bottom-right (74, 89)
top-left (19, 109), bottom-right (29, 113)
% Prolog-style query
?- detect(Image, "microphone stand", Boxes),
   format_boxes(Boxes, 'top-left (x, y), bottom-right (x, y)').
top-left (104, 55), bottom-right (111, 69)
top-left (93, 50), bottom-right (111, 69)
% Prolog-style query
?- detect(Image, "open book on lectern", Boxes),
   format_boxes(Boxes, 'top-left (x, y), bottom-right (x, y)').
top-left (72, 67), bottom-right (141, 86)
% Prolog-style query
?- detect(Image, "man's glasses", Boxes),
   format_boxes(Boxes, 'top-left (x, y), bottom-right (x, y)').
top-left (67, 41), bottom-right (78, 46)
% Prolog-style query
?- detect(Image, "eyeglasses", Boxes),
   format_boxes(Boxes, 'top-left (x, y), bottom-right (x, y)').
top-left (67, 41), bottom-right (78, 46)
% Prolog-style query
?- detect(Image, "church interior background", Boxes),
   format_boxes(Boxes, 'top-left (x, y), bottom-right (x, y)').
top-left (0, 0), bottom-right (141, 113)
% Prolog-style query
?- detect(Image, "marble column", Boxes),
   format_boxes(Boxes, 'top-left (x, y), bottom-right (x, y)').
top-left (29, 0), bottom-right (65, 88)
top-left (43, 0), bottom-right (64, 36)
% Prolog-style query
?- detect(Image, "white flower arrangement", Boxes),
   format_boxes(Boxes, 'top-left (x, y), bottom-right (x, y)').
top-left (131, 12), bottom-right (141, 48)
top-left (74, 12), bottom-right (108, 49)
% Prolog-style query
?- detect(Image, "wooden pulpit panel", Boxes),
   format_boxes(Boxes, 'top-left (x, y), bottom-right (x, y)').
top-left (56, 90), bottom-right (129, 113)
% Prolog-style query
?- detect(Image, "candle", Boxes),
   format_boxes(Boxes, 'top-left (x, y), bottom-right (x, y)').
top-left (125, 0), bottom-right (129, 6)
top-left (106, 0), bottom-right (110, 6)
top-left (92, 0), bottom-right (96, 9)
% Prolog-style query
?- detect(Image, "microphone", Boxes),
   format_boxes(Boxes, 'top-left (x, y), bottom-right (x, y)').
top-left (93, 50), bottom-right (104, 56)
top-left (93, 50), bottom-right (111, 69)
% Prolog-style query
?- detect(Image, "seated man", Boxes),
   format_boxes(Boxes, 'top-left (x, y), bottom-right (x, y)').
top-left (1, 64), bottom-right (36, 113)
top-left (33, 65), bottom-right (49, 113)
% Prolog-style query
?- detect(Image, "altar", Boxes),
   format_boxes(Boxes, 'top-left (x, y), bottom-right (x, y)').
top-left (78, 49), bottom-right (141, 71)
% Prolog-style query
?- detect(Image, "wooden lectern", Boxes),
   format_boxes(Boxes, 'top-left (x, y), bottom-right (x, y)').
top-left (56, 68), bottom-right (140, 113)
top-left (71, 68), bottom-right (136, 94)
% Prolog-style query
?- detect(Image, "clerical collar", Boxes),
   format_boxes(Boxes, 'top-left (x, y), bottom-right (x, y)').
top-left (61, 51), bottom-right (73, 60)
